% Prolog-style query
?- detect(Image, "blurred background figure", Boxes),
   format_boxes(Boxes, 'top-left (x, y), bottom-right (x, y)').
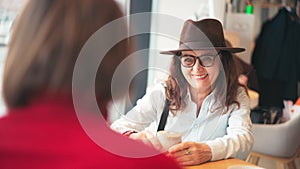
top-left (225, 39), bottom-right (258, 89)
top-left (0, 0), bottom-right (181, 168)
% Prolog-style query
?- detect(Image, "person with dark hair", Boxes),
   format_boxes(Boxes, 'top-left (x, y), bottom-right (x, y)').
top-left (111, 18), bottom-right (253, 166)
top-left (0, 0), bottom-right (182, 168)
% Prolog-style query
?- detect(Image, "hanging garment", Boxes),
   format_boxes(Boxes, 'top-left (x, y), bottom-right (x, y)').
top-left (251, 7), bottom-right (300, 108)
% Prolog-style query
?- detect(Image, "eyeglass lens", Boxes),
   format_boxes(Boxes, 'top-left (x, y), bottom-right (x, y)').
top-left (180, 53), bottom-right (217, 68)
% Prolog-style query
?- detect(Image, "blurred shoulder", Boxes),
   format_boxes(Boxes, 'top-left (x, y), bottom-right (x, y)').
top-left (236, 86), bottom-right (250, 107)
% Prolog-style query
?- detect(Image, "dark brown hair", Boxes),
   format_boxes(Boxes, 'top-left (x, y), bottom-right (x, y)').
top-left (165, 50), bottom-right (246, 112)
top-left (2, 0), bottom-right (129, 108)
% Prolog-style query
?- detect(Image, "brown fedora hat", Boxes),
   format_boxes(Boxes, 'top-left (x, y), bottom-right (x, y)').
top-left (160, 19), bottom-right (245, 55)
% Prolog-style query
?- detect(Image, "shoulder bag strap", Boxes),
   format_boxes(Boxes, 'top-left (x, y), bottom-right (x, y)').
top-left (157, 99), bottom-right (170, 132)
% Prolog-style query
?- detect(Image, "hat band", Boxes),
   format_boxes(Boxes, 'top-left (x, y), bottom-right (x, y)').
top-left (179, 42), bottom-right (226, 50)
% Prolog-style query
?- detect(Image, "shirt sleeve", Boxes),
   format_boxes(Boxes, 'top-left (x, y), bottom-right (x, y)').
top-left (205, 87), bottom-right (254, 161)
top-left (110, 84), bottom-right (166, 134)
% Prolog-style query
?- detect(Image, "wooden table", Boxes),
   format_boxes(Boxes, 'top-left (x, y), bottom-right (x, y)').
top-left (184, 158), bottom-right (257, 169)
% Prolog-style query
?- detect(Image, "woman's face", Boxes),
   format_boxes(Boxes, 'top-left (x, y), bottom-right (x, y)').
top-left (180, 50), bottom-right (220, 93)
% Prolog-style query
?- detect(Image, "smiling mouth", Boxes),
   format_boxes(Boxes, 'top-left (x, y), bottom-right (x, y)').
top-left (192, 74), bottom-right (208, 79)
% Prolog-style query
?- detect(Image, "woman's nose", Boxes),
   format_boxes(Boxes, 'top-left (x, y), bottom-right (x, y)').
top-left (193, 58), bottom-right (204, 70)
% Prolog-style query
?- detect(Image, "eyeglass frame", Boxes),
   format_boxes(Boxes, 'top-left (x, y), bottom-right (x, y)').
top-left (177, 52), bottom-right (220, 68)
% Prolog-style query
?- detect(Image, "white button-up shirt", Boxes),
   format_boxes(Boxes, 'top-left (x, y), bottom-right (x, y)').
top-left (111, 83), bottom-right (253, 161)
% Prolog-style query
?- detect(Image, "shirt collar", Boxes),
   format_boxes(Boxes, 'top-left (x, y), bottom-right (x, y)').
top-left (185, 87), bottom-right (225, 112)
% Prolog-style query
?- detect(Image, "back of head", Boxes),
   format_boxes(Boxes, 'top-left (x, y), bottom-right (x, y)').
top-left (2, 0), bottom-right (129, 108)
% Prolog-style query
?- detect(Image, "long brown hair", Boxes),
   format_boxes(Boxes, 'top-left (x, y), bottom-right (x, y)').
top-left (2, 0), bottom-right (129, 108)
top-left (165, 50), bottom-right (246, 112)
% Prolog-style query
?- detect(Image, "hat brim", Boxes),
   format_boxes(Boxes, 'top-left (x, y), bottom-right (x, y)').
top-left (160, 47), bottom-right (245, 55)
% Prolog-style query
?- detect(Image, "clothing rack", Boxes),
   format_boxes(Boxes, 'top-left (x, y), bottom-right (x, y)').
top-left (294, 0), bottom-right (299, 9)
top-left (281, 0), bottom-right (298, 8)
top-left (280, 0), bottom-right (299, 17)
top-left (251, 0), bottom-right (300, 108)
top-left (297, 0), bottom-right (300, 16)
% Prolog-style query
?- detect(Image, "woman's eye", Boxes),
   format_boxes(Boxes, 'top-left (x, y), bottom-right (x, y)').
top-left (201, 56), bottom-right (213, 63)
top-left (183, 57), bottom-right (194, 63)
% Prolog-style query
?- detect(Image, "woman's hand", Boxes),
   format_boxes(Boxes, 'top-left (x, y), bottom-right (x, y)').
top-left (129, 130), bottom-right (163, 150)
top-left (168, 141), bottom-right (212, 166)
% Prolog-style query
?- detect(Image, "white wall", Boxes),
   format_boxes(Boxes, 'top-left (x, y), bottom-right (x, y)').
top-left (0, 0), bottom-right (25, 118)
top-left (225, 13), bottom-right (255, 64)
top-left (0, 47), bottom-right (7, 117)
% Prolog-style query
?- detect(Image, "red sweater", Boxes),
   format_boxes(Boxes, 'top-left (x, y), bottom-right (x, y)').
top-left (0, 94), bottom-right (181, 169)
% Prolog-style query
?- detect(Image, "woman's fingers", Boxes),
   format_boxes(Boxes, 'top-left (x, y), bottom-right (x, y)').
top-left (168, 142), bottom-right (212, 166)
top-left (144, 131), bottom-right (163, 150)
top-left (175, 153), bottom-right (196, 166)
top-left (130, 131), bottom-right (163, 150)
top-left (129, 132), bottom-right (146, 140)
top-left (169, 141), bottom-right (193, 153)
top-left (168, 146), bottom-right (197, 166)
top-left (141, 137), bottom-right (153, 147)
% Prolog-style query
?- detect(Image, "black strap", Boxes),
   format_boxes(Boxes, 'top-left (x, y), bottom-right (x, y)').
top-left (157, 99), bottom-right (169, 131)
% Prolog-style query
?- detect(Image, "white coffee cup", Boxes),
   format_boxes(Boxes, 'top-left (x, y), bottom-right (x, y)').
top-left (156, 130), bottom-right (182, 152)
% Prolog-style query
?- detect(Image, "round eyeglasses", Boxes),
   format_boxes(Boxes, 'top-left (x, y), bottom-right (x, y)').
top-left (178, 52), bottom-right (220, 68)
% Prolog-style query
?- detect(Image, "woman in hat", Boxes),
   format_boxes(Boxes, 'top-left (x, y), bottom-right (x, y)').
top-left (111, 18), bottom-right (253, 165)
